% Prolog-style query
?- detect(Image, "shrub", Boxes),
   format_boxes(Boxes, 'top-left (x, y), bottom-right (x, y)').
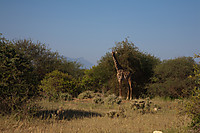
top-left (92, 93), bottom-right (122, 105)
top-left (0, 38), bottom-right (37, 114)
top-left (103, 94), bottom-right (122, 105)
top-left (185, 89), bottom-right (200, 130)
top-left (147, 57), bottom-right (195, 98)
top-left (130, 99), bottom-right (161, 114)
top-left (39, 70), bottom-right (77, 101)
top-left (184, 54), bottom-right (200, 130)
top-left (93, 96), bottom-right (104, 104)
top-left (78, 91), bottom-right (95, 99)
top-left (60, 93), bottom-right (72, 101)
top-left (106, 107), bottom-right (126, 118)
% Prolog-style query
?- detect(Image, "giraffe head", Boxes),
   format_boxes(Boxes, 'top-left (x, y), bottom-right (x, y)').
top-left (112, 51), bottom-right (117, 56)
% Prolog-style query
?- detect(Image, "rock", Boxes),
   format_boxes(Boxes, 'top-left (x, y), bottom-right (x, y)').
top-left (153, 131), bottom-right (163, 133)
top-left (153, 107), bottom-right (158, 112)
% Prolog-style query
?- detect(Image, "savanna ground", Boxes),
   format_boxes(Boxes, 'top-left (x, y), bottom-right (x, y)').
top-left (0, 97), bottom-right (191, 133)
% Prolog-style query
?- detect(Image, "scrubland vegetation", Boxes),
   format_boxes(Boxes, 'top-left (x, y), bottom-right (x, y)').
top-left (0, 34), bottom-right (199, 132)
top-left (0, 97), bottom-right (191, 133)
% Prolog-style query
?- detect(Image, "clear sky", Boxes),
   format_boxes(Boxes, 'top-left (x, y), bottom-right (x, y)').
top-left (1, 0), bottom-right (200, 65)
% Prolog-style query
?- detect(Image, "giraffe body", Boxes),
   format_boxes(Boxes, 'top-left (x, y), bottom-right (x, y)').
top-left (112, 52), bottom-right (133, 100)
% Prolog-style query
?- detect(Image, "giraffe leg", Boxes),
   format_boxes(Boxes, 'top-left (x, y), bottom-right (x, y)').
top-left (128, 78), bottom-right (132, 100)
top-left (126, 80), bottom-right (130, 100)
top-left (118, 80), bottom-right (122, 99)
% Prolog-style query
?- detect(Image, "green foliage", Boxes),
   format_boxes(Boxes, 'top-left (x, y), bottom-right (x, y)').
top-left (184, 54), bottom-right (200, 130)
top-left (13, 39), bottom-right (84, 98)
top-left (103, 94), bottom-right (122, 105)
top-left (77, 91), bottom-right (95, 99)
top-left (39, 70), bottom-right (79, 101)
top-left (13, 39), bottom-right (83, 81)
top-left (0, 34), bottom-right (84, 115)
top-left (87, 38), bottom-right (160, 98)
top-left (92, 93), bottom-right (121, 105)
top-left (93, 96), bottom-right (104, 104)
top-left (147, 57), bottom-right (195, 98)
top-left (0, 36), bottom-right (36, 114)
top-left (79, 69), bottom-right (99, 92)
top-left (60, 93), bottom-right (73, 101)
top-left (130, 99), bottom-right (160, 114)
top-left (106, 108), bottom-right (126, 118)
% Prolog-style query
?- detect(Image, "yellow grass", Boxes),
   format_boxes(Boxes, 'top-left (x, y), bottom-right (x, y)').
top-left (0, 98), bottom-right (191, 133)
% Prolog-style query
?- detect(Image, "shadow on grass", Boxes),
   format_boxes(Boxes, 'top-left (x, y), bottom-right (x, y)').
top-left (34, 109), bottom-right (102, 120)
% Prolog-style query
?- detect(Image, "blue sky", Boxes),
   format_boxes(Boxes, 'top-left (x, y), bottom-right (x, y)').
top-left (1, 0), bottom-right (200, 65)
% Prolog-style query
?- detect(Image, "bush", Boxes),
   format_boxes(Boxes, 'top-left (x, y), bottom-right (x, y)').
top-left (39, 70), bottom-right (78, 101)
top-left (92, 93), bottom-right (122, 105)
top-left (93, 96), bottom-right (104, 104)
top-left (0, 37), bottom-right (37, 114)
top-left (147, 57), bottom-right (195, 98)
top-left (130, 99), bottom-right (160, 114)
top-left (185, 89), bottom-right (200, 129)
top-left (78, 91), bottom-right (95, 99)
top-left (184, 54), bottom-right (200, 130)
top-left (106, 107), bottom-right (126, 118)
top-left (60, 93), bottom-right (72, 101)
top-left (103, 94), bottom-right (122, 105)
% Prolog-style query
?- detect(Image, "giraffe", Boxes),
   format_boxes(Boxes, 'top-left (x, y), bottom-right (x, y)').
top-left (112, 51), bottom-right (133, 100)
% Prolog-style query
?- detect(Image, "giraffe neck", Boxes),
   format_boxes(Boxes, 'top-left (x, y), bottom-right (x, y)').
top-left (112, 52), bottom-right (123, 71)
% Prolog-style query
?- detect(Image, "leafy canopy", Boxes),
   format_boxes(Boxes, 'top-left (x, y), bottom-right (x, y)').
top-left (0, 36), bottom-right (36, 113)
top-left (147, 57), bottom-right (195, 98)
top-left (84, 38), bottom-right (160, 98)
top-left (39, 70), bottom-right (80, 100)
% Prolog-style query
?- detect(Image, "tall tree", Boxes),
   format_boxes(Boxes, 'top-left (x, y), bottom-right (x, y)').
top-left (86, 38), bottom-right (160, 98)
top-left (147, 57), bottom-right (195, 98)
top-left (0, 37), bottom-right (36, 113)
top-left (13, 39), bottom-right (83, 81)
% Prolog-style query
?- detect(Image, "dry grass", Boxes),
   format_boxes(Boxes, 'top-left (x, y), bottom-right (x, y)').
top-left (0, 98), bottom-right (191, 133)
